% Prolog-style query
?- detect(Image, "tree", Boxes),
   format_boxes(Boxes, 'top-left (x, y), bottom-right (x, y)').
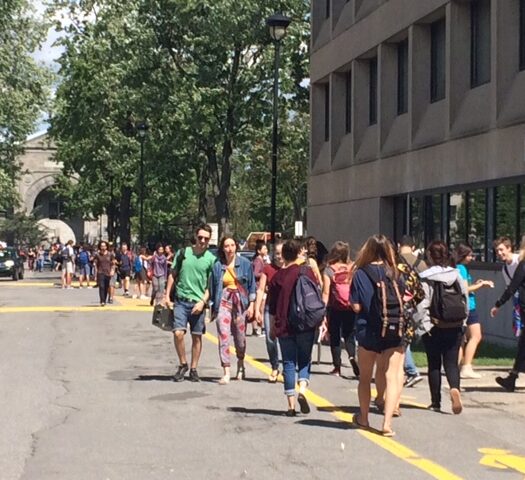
top-left (0, 212), bottom-right (48, 246)
top-left (0, 0), bottom-right (53, 211)
top-left (49, 0), bottom-right (310, 242)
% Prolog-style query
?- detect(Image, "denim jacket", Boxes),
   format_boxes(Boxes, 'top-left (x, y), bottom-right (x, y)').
top-left (209, 255), bottom-right (256, 314)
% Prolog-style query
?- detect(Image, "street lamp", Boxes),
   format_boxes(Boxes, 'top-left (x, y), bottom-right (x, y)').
top-left (266, 13), bottom-right (291, 245)
top-left (136, 121), bottom-right (149, 246)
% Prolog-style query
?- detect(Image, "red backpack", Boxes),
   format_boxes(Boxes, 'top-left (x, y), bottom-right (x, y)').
top-left (328, 264), bottom-right (353, 310)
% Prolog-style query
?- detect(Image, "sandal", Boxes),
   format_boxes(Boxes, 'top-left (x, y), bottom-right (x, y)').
top-left (268, 370), bottom-right (279, 383)
top-left (382, 428), bottom-right (396, 437)
top-left (352, 413), bottom-right (369, 430)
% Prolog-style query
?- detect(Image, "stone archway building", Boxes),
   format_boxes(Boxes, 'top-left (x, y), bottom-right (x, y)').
top-left (17, 132), bottom-right (105, 244)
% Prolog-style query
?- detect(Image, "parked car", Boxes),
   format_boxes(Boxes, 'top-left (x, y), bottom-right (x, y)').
top-left (0, 247), bottom-right (25, 281)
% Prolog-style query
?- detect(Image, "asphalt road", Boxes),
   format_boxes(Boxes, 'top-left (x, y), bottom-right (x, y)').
top-left (1, 272), bottom-right (525, 480)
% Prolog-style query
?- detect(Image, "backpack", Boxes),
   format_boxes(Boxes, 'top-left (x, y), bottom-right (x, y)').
top-left (61, 246), bottom-right (71, 261)
top-left (328, 264), bottom-right (352, 310)
top-left (426, 279), bottom-right (466, 326)
top-left (362, 265), bottom-right (405, 340)
top-left (397, 262), bottom-right (425, 307)
top-left (78, 250), bottom-right (89, 266)
top-left (133, 256), bottom-right (142, 273)
top-left (288, 266), bottom-right (326, 333)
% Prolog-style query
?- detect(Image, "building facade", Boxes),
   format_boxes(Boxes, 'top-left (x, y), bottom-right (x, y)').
top-left (309, 0), bottom-right (525, 345)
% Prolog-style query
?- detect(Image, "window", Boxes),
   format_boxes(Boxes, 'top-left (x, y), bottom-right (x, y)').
top-left (397, 39), bottom-right (408, 115)
top-left (369, 57), bottom-right (378, 125)
top-left (326, 0), bottom-right (331, 18)
top-left (496, 185), bottom-right (518, 244)
top-left (520, 0), bottom-right (525, 70)
top-left (324, 83), bottom-right (330, 141)
top-left (468, 189), bottom-right (486, 261)
top-left (345, 70), bottom-right (352, 133)
top-left (471, 0), bottom-right (491, 88)
top-left (430, 18), bottom-right (446, 102)
top-left (449, 192), bottom-right (466, 250)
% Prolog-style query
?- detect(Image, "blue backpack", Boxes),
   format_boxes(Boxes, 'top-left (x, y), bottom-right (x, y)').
top-left (288, 266), bottom-right (326, 333)
top-left (78, 250), bottom-right (89, 265)
top-left (134, 256), bottom-right (142, 273)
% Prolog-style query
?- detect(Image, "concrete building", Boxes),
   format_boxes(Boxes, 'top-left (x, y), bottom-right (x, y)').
top-left (308, 0), bottom-right (525, 345)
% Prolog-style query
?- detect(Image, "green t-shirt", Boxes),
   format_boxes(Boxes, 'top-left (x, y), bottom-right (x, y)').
top-left (173, 247), bottom-right (216, 302)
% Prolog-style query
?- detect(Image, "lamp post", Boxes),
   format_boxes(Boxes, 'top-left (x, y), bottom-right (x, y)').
top-left (136, 121), bottom-right (149, 246)
top-left (266, 13), bottom-right (291, 245)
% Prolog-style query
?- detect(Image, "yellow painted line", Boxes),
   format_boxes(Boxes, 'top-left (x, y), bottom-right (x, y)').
top-left (204, 331), bottom-right (463, 480)
top-left (479, 448), bottom-right (525, 474)
top-left (0, 305), bottom-right (152, 313)
top-left (1, 282), bottom-right (57, 287)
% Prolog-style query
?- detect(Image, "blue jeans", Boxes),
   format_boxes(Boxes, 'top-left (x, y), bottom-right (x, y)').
top-left (279, 330), bottom-right (315, 396)
top-left (404, 345), bottom-right (419, 376)
top-left (264, 305), bottom-right (280, 370)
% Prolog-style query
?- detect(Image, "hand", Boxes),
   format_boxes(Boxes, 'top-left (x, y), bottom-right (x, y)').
top-left (319, 319), bottom-right (328, 342)
top-left (246, 303), bottom-right (255, 322)
top-left (490, 307), bottom-right (499, 318)
top-left (165, 296), bottom-right (173, 309)
top-left (191, 300), bottom-right (205, 315)
top-left (484, 280), bottom-right (494, 288)
top-left (255, 310), bottom-right (263, 326)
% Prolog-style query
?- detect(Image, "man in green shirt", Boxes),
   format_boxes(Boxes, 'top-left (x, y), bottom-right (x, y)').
top-left (165, 224), bottom-right (216, 382)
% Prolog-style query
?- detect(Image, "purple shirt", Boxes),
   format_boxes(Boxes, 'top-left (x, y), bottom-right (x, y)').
top-left (152, 253), bottom-right (168, 278)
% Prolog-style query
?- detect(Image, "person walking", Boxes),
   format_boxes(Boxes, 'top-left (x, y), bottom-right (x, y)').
top-left (415, 241), bottom-right (468, 414)
top-left (251, 239), bottom-right (268, 336)
top-left (36, 245), bottom-right (45, 273)
top-left (321, 241), bottom-right (359, 378)
top-left (209, 236), bottom-right (256, 385)
top-left (116, 243), bottom-right (133, 297)
top-left (61, 240), bottom-right (75, 289)
top-left (92, 241), bottom-right (115, 306)
top-left (398, 235), bottom-right (427, 387)
top-left (133, 246), bottom-right (149, 300)
top-left (165, 224), bottom-right (216, 382)
top-left (150, 243), bottom-right (168, 306)
top-left (255, 242), bottom-right (283, 382)
top-left (454, 243), bottom-right (494, 378)
top-left (268, 239), bottom-right (323, 416)
top-left (490, 240), bottom-right (525, 391)
top-left (350, 235), bottom-right (406, 436)
top-left (77, 244), bottom-right (91, 288)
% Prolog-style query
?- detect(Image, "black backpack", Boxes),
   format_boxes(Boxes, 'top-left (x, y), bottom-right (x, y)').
top-left (288, 266), bottom-right (326, 333)
top-left (362, 265), bottom-right (405, 340)
top-left (426, 279), bottom-right (466, 326)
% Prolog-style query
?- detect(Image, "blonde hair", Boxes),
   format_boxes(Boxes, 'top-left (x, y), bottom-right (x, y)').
top-left (354, 235), bottom-right (398, 280)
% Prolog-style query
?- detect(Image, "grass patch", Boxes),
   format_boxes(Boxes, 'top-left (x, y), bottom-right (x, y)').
top-left (411, 341), bottom-right (516, 368)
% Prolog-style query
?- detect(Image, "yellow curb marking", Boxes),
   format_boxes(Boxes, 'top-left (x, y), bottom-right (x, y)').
top-left (478, 448), bottom-right (525, 474)
top-left (203, 332), bottom-right (463, 480)
top-left (0, 306), bottom-right (152, 313)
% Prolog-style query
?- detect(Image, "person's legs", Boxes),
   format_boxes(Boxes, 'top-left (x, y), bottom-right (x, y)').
top-left (187, 302), bottom-right (206, 373)
top-left (296, 330), bottom-right (315, 392)
top-left (191, 334), bottom-right (203, 370)
top-left (328, 310), bottom-right (343, 370)
top-left (404, 345), bottom-right (418, 376)
top-left (97, 273), bottom-right (106, 304)
top-left (279, 335), bottom-right (298, 412)
top-left (461, 312), bottom-right (482, 377)
top-left (341, 310), bottom-right (357, 359)
top-left (380, 347), bottom-right (404, 434)
top-left (231, 304), bottom-right (247, 364)
top-left (357, 346), bottom-right (377, 425)
top-left (263, 305), bottom-right (279, 372)
top-left (216, 300), bottom-right (232, 368)
top-left (422, 331), bottom-right (443, 408)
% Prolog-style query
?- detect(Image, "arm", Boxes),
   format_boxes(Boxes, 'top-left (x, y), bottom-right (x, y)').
top-left (253, 257), bottom-right (264, 281)
top-left (309, 257), bottom-right (323, 286)
top-left (467, 280), bottom-right (493, 293)
top-left (245, 263), bottom-right (256, 320)
top-left (165, 273), bottom-right (175, 307)
top-left (492, 261), bottom-right (525, 315)
top-left (255, 273), bottom-right (268, 324)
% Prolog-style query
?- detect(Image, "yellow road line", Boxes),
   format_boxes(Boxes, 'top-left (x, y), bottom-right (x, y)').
top-left (1, 282), bottom-right (57, 286)
top-left (204, 331), bottom-right (463, 480)
top-left (0, 305), bottom-right (152, 313)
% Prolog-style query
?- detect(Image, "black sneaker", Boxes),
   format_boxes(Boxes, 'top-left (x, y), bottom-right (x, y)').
top-left (405, 374), bottom-right (423, 388)
top-left (285, 409), bottom-right (296, 417)
top-left (496, 374), bottom-right (517, 392)
top-left (188, 368), bottom-right (201, 382)
top-left (173, 364), bottom-right (189, 382)
top-left (428, 403), bottom-right (441, 412)
top-left (350, 357), bottom-right (360, 378)
top-left (108, 298), bottom-right (113, 304)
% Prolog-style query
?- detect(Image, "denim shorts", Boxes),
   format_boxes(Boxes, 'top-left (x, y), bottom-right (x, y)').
top-left (173, 298), bottom-right (206, 335)
top-left (466, 309), bottom-right (480, 326)
top-left (79, 265), bottom-right (91, 277)
top-left (356, 317), bottom-right (403, 353)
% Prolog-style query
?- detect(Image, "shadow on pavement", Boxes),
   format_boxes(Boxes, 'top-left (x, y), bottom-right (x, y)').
top-left (228, 406), bottom-right (286, 417)
top-left (295, 418), bottom-right (352, 430)
top-left (135, 374), bottom-right (218, 383)
top-left (316, 405), bottom-right (359, 414)
top-left (462, 386), bottom-right (524, 393)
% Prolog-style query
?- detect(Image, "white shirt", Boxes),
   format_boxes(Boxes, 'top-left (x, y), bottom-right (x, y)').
top-left (502, 253), bottom-right (520, 286)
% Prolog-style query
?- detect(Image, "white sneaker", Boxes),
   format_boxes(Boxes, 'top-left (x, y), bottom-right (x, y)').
top-left (132, 294), bottom-right (138, 299)
top-left (460, 366), bottom-right (482, 379)
top-left (140, 295), bottom-right (148, 300)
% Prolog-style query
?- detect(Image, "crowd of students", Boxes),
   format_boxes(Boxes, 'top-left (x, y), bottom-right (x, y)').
top-left (143, 224), bottom-right (524, 435)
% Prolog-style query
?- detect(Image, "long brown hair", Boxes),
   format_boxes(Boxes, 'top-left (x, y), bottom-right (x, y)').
top-left (218, 235), bottom-right (238, 264)
top-left (354, 234), bottom-right (398, 279)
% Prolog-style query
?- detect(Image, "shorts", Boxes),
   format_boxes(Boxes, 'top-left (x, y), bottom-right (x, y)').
top-left (64, 261), bottom-right (74, 275)
top-left (109, 272), bottom-right (118, 287)
top-left (466, 309), bottom-right (480, 326)
top-left (356, 317), bottom-right (403, 353)
top-left (120, 269), bottom-right (131, 279)
top-left (173, 297), bottom-right (206, 335)
top-left (136, 269), bottom-right (146, 282)
top-left (79, 264), bottom-right (91, 277)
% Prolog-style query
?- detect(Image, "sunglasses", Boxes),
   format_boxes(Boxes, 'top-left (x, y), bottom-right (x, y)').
top-left (197, 235), bottom-right (211, 241)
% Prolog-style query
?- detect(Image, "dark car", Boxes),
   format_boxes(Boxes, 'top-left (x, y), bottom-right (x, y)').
top-left (0, 248), bottom-right (25, 281)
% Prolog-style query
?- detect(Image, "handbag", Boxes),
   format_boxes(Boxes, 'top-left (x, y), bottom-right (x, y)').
top-left (152, 304), bottom-right (174, 331)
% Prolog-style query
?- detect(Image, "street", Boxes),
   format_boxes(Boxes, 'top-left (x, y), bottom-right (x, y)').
top-left (1, 273), bottom-right (525, 480)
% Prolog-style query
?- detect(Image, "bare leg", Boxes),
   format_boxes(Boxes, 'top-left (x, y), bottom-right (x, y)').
top-left (174, 331), bottom-right (187, 365)
top-left (462, 323), bottom-right (482, 367)
top-left (357, 346), bottom-right (377, 426)
top-left (191, 334), bottom-right (202, 369)
top-left (381, 347), bottom-right (404, 434)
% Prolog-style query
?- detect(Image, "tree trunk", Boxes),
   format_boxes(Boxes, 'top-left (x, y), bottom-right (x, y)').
top-left (118, 186), bottom-right (132, 244)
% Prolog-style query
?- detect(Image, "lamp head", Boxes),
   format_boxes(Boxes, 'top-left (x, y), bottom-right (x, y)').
top-left (266, 13), bottom-right (292, 42)
top-left (136, 121), bottom-right (149, 138)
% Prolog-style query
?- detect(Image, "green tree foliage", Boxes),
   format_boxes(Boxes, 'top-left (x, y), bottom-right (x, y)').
top-left (49, 0), bottom-right (310, 242)
top-left (0, 0), bottom-right (53, 211)
top-left (0, 212), bottom-right (48, 246)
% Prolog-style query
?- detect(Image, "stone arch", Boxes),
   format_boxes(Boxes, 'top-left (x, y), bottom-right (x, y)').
top-left (24, 174), bottom-right (57, 213)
